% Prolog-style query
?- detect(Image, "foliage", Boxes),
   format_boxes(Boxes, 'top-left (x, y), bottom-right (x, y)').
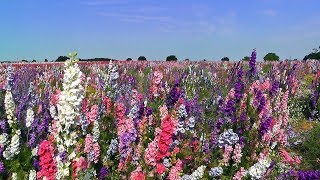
top-left (138, 56), bottom-right (147, 61)
top-left (221, 57), bottom-right (230, 61)
top-left (293, 123), bottom-right (320, 170)
top-left (263, 53), bottom-right (280, 61)
top-left (242, 56), bottom-right (250, 61)
top-left (55, 56), bottom-right (69, 62)
top-left (166, 55), bottom-right (178, 61)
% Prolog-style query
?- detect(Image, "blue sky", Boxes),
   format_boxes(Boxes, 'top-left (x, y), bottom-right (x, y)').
top-left (0, 0), bottom-right (319, 61)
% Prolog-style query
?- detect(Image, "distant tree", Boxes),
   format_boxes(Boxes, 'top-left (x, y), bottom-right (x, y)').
top-left (56, 56), bottom-right (69, 62)
top-left (126, 58), bottom-right (132, 61)
top-left (21, 60), bottom-right (28, 62)
top-left (263, 53), bottom-right (280, 61)
top-left (221, 57), bottom-right (230, 61)
top-left (44, 59), bottom-right (48, 62)
top-left (242, 56), bottom-right (250, 61)
top-left (303, 46), bottom-right (320, 60)
top-left (138, 56), bottom-right (147, 61)
top-left (32, 60), bottom-right (36, 62)
top-left (166, 55), bottom-right (178, 61)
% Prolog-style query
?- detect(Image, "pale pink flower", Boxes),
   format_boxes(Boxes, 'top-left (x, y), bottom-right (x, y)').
top-left (233, 167), bottom-right (246, 180)
top-left (168, 159), bottom-right (183, 180)
top-left (232, 143), bottom-right (242, 164)
top-left (222, 145), bottom-right (233, 166)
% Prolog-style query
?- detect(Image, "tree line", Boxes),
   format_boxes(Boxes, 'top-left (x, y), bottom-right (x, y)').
top-left (2, 46), bottom-right (320, 63)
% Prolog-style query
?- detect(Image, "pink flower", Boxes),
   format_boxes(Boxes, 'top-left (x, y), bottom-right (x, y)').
top-left (76, 156), bottom-right (88, 169)
top-left (233, 167), bottom-right (246, 180)
top-left (130, 166), bottom-right (146, 180)
top-left (37, 140), bottom-right (56, 180)
top-left (260, 78), bottom-right (270, 91)
top-left (280, 149), bottom-right (300, 165)
top-left (156, 115), bottom-right (174, 161)
top-left (93, 142), bottom-right (100, 163)
top-left (168, 159), bottom-right (183, 180)
top-left (145, 139), bottom-right (158, 166)
top-left (222, 145), bottom-right (233, 166)
top-left (103, 96), bottom-right (112, 115)
top-left (156, 163), bottom-right (166, 175)
top-left (232, 143), bottom-right (242, 164)
top-left (153, 71), bottom-right (163, 85)
top-left (84, 134), bottom-right (93, 153)
top-left (86, 105), bottom-right (99, 124)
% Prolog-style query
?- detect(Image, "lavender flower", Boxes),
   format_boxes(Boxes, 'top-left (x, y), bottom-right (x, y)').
top-left (107, 139), bottom-right (118, 157)
top-left (209, 167), bottom-right (223, 177)
top-left (59, 151), bottom-right (68, 162)
top-left (163, 158), bottom-right (171, 168)
top-left (218, 129), bottom-right (239, 148)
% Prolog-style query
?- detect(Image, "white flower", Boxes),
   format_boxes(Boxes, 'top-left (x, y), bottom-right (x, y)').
top-left (28, 170), bottom-right (36, 180)
top-left (26, 108), bottom-right (34, 128)
top-left (56, 56), bottom-right (84, 179)
top-left (49, 105), bottom-right (57, 120)
top-left (0, 133), bottom-right (8, 145)
top-left (92, 120), bottom-right (100, 142)
top-left (4, 90), bottom-right (16, 127)
top-left (32, 146), bottom-right (38, 156)
top-left (189, 165), bottom-right (206, 180)
top-left (12, 172), bottom-right (18, 180)
top-left (3, 130), bottom-right (21, 160)
top-left (248, 157), bottom-right (271, 179)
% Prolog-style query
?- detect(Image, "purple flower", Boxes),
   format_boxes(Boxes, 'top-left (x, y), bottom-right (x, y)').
top-left (33, 159), bottom-right (40, 171)
top-left (259, 116), bottom-right (272, 136)
top-left (166, 81), bottom-right (181, 109)
top-left (146, 107), bottom-right (153, 116)
top-left (224, 99), bottom-right (236, 117)
top-left (269, 81), bottom-right (279, 98)
top-left (0, 161), bottom-right (5, 174)
top-left (59, 151), bottom-right (68, 162)
top-left (0, 120), bottom-right (7, 132)
top-left (247, 49), bottom-right (257, 77)
top-left (99, 166), bottom-right (108, 179)
top-left (28, 132), bottom-right (37, 148)
top-left (234, 68), bottom-right (244, 102)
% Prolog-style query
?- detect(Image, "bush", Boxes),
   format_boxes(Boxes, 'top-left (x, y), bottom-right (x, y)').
top-left (293, 123), bottom-right (320, 170)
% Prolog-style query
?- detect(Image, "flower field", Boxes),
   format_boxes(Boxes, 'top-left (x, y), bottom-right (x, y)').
top-left (0, 51), bottom-right (319, 180)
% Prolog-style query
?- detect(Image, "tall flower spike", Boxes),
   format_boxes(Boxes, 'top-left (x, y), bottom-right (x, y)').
top-left (247, 49), bottom-right (257, 77)
top-left (55, 52), bottom-right (84, 179)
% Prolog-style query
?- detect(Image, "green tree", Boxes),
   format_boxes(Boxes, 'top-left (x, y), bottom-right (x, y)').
top-left (303, 46), bottom-right (320, 60)
top-left (44, 59), bottom-right (48, 62)
top-left (55, 56), bottom-right (69, 62)
top-left (138, 56), bottom-right (147, 61)
top-left (263, 53), bottom-right (280, 61)
top-left (242, 56), bottom-right (250, 61)
top-left (221, 57), bottom-right (230, 61)
top-left (166, 55), bottom-right (178, 61)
